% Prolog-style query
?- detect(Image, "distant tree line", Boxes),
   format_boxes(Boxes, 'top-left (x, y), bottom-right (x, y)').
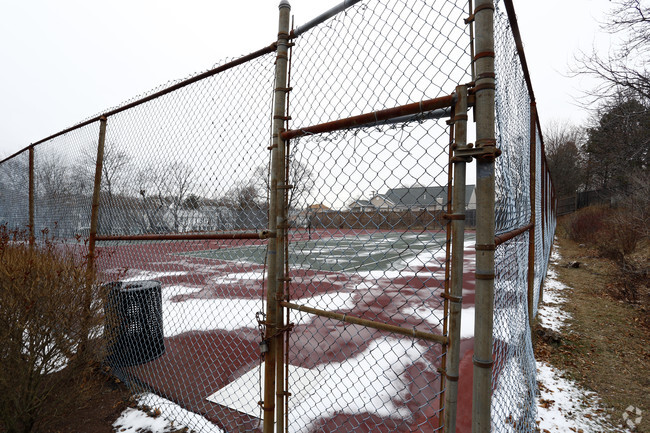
top-left (547, 0), bottom-right (649, 218)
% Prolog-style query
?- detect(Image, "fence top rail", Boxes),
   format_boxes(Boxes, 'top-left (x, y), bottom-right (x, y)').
top-left (501, 0), bottom-right (545, 146)
top-left (0, 42), bottom-right (277, 165)
top-left (290, 0), bottom-right (363, 38)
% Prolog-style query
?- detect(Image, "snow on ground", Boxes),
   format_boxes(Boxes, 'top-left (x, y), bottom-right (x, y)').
top-left (537, 248), bottom-right (572, 333)
top-left (536, 243), bottom-right (628, 432)
top-left (537, 361), bottom-right (627, 432)
top-left (113, 393), bottom-right (225, 433)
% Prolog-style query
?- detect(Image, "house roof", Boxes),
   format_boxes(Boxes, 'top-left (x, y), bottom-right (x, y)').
top-left (380, 185), bottom-right (475, 208)
top-left (349, 199), bottom-right (372, 208)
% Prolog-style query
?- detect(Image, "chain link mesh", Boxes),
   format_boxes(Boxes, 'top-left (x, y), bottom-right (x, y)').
top-left (93, 52), bottom-right (277, 433)
top-left (492, 1), bottom-right (557, 431)
top-left (0, 1), bottom-right (560, 432)
top-left (283, 1), bottom-right (471, 431)
top-left (0, 150), bottom-right (30, 232)
top-left (33, 123), bottom-right (101, 242)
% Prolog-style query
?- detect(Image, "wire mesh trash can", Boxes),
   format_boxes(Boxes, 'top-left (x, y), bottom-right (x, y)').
top-left (105, 280), bottom-right (165, 367)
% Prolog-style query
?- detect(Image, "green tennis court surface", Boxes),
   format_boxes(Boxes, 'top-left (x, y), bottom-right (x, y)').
top-left (179, 231), bottom-right (450, 273)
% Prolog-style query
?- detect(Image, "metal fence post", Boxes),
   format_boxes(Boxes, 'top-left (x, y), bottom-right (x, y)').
top-left (443, 85), bottom-right (469, 433)
top-left (527, 103), bottom-right (537, 330)
top-left (88, 116), bottom-right (107, 269)
top-left (79, 115), bottom-right (106, 357)
top-left (472, 1), bottom-right (497, 432)
top-left (264, 2), bottom-right (291, 433)
top-left (28, 147), bottom-right (35, 247)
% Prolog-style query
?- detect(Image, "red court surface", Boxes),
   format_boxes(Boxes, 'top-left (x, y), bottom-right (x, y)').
top-left (97, 229), bottom-right (478, 433)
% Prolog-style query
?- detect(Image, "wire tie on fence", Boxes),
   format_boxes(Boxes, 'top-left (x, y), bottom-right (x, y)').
top-left (472, 355), bottom-right (494, 369)
top-left (443, 213), bottom-right (465, 221)
top-left (473, 51), bottom-right (495, 61)
top-left (258, 401), bottom-right (274, 412)
top-left (472, 82), bottom-right (496, 93)
top-left (474, 243), bottom-right (495, 251)
top-left (441, 293), bottom-right (463, 304)
top-left (476, 72), bottom-right (496, 80)
top-left (274, 115), bottom-right (292, 121)
top-left (475, 138), bottom-right (497, 147)
top-left (475, 271), bottom-right (495, 280)
top-left (474, 3), bottom-right (496, 14)
top-left (438, 367), bottom-right (459, 382)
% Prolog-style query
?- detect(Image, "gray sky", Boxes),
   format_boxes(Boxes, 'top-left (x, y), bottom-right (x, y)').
top-left (0, 0), bottom-right (616, 158)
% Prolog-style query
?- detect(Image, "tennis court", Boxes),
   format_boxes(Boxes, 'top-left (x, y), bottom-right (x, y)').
top-left (97, 228), bottom-right (478, 433)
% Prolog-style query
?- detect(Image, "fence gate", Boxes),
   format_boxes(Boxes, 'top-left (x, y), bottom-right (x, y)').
top-left (260, 2), bottom-right (473, 432)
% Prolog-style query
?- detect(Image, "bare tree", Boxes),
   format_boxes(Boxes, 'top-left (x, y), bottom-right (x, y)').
top-left (137, 161), bottom-right (194, 233)
top-left (0, 156), bottom-right (29, 229)
top-left (254, 157), bottom-right (315, 210)
top-left (573, 0), bottom-right (650, 103)
top-left (543, 120), bottom-right (586, 198)
top-left (165, 162), bottom-right (194, 232)
top-left (77, 141), bottom-right (131, 235)
top-left (36, 154), bottom-right (76, 236)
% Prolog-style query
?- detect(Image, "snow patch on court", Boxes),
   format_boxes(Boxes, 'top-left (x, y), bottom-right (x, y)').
top-left (287, 337), bottom-right (434, 433)
top-left (162, 285), bottom-right (356, 336)
top-left (122, 270), bottom-right (188, 282)
top-left (402, 306), bottom-right (476, 339)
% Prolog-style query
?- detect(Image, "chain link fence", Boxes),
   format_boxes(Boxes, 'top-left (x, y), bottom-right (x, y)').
top-left (0, 1), bottom-right (557, 432)
top-left (491, 0), bottom-right (558, 431)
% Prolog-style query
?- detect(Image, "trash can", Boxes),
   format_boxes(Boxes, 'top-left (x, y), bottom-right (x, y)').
top-left (105, 280), bottom-right (165, 367)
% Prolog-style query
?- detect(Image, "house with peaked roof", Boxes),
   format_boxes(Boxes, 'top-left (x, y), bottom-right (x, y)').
top-left (351, 185), bottom-right (476, 212)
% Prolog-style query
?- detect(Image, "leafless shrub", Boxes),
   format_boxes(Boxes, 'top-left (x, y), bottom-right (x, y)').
top-left (0, 226), bottom-right (107, 433)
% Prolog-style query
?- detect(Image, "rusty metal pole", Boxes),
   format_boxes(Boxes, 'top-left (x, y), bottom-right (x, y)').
top-left (527, 103), bottom-right (537, 331)
top-left (443, 85), bottom-right (469, 433)
top-left (88, 116), bottom-right (107, 269)
top-left (471, 1), bottom-right (497, 432)
top-left (28, 147), bottom-right (35, 247)
top-left (264, 2), bottom-right (291, 433)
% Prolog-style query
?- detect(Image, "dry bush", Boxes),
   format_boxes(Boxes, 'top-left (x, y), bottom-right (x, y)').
top-left (565, 205), bottom-right (610, 244)
top-left (595, 209), bottom-right (640, 268)
top-left (0, 226), bottom-right (107, 433)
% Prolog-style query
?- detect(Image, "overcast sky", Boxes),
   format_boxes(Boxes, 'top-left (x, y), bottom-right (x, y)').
top-left (0, 0), bottom-right (616, 158)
